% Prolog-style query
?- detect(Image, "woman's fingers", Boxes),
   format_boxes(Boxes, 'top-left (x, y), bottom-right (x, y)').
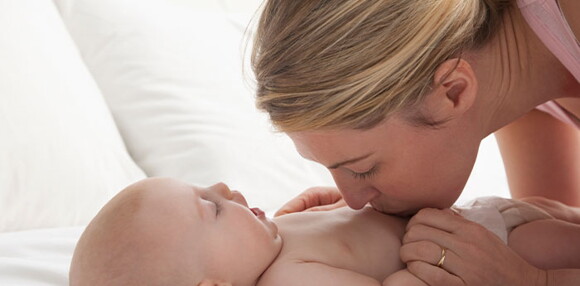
top-left (304, 198), bottom-right (347, 212)
top-left (521, 196), bottom-right (580, 224)
top-left (402, 208), bottom-right (543, 286)
top-left (406, 208), bottom-right (464, 233)
top-left (275, 186), bottom-right (342, 216)
top-left (401, 223), bottom-right (467, 277)
top-left (400, 240), bottom-right (462, 276)
top-left (275, 196), bottom-right (308, 216)
top-left (403, 218), bottom-right (464, 251)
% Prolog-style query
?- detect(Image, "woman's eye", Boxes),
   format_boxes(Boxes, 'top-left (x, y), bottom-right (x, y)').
top-left (351, 166), bottom-right (378, 180)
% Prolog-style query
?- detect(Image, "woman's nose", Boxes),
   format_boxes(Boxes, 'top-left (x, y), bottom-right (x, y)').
top-left (331, 172), bottom-right (381, 209)
top-left (341, 187), bottom-right (380, 210)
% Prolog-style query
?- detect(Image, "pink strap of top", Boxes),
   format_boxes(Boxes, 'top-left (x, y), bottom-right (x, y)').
top-left (518, 0), bottom-right (580, 128)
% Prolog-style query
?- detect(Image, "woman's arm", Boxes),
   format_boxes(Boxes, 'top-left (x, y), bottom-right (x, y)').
top-left (495, 109), bottom-right (580, 206)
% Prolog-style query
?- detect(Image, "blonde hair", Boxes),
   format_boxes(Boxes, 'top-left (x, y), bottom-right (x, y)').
top-left (252, 0), bottom-right (512, 131)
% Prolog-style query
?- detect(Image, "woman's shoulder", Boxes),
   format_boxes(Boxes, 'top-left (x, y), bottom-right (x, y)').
top-left (518, 0), bottom-right (580, 81)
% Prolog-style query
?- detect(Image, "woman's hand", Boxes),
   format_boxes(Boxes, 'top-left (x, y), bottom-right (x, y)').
top-left (520, 196), bottom-right (580, 224)
top-left (275, 186), bottom-right (346, 216)
top-left (400, 208), bottom-right (546, 286)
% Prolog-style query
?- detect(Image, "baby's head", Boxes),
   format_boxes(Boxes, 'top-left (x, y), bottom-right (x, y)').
top-left (69, 177), bottom-right (282, 286)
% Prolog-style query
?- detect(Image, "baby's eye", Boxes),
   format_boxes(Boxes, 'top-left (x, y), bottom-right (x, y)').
top-left (202, 195), bottom-right (222, 218)
top-left (214, 200), bottom-right (222, 217)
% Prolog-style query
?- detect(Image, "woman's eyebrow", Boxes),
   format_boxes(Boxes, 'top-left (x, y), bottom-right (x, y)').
top-left (327, 152), bottom-right (373, 169)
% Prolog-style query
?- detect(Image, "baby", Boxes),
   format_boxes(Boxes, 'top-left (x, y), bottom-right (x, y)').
top-left (69, 177), bottom-right (580, 286)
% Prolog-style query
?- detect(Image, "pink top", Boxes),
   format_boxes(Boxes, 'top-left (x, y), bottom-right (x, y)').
top-left (518, 0), bottom-right (580, 128)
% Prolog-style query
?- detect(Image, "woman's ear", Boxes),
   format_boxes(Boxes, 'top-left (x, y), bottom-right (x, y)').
top-left (198, 279), bottom-right (232, 286)
top-left (417, 58), bottom-right (478, 125)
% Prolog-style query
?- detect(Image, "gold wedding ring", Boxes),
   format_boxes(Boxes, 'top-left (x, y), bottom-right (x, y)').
top-left (436, 247), bottom-right (446, 268)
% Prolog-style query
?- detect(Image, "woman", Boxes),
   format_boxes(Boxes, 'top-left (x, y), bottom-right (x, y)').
top-left (251, 0), bottom-right (580, 285)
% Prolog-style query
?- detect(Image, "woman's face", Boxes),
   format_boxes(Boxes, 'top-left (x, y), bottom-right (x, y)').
top-left (288, 113), bottom-right (481, 216)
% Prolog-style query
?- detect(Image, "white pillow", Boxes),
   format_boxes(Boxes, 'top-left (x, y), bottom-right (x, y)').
top-left (0, 0), bottom-right (146, 232)
top-left (54, 0), bottom-right (335, 214)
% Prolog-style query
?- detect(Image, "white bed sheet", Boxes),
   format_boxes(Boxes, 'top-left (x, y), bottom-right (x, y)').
top-left (0, 227), bottom-right (82, 286)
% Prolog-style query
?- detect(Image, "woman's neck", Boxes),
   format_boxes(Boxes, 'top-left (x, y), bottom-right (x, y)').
top-left (467, 6), bottom-right (578, 137)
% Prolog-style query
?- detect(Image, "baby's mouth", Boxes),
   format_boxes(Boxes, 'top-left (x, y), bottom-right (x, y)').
top-left (251, 207), bottom-right (264, 217)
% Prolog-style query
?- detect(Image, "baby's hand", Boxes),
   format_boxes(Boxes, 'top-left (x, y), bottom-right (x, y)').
top-left (382, 269), bottom-right (427, 286)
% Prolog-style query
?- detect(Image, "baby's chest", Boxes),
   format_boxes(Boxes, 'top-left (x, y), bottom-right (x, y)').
top-left (279, 226), bottom-right (400, 281)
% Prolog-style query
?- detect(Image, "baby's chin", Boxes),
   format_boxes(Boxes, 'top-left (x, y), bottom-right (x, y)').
top-left (252, 207), bottom-right (280, 239)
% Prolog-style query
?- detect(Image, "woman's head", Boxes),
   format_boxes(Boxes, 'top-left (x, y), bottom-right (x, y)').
top-left (252, 0), bottom-right (512, 214)
top-left (252, 0), bottom-right (511, 131)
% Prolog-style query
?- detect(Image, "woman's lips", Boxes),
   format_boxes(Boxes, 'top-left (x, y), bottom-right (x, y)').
top-left (251, 207), bottom-right (265, 217)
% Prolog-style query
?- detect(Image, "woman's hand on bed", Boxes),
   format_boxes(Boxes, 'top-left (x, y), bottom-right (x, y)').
top-left (275, 186), bottom-right (346, 216)
top-left (400, 208), bottom-right (546, 286)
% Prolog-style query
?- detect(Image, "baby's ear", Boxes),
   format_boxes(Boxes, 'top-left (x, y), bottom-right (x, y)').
top-left (197, 278), bottom-right (232, 286)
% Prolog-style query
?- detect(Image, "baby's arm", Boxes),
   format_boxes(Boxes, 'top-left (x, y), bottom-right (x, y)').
top-left (382, 269), bottom-right (427, 286)
top-left (509, 218), bottom-right (580, 270)
top-left (259, 261), bottom-right (382, 286)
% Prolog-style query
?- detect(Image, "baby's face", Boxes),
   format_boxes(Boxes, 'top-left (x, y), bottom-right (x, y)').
top-left (126, 178), bottom-right (283, 285)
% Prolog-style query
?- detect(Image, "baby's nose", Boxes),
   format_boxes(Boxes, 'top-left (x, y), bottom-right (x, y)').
top-left (230, 191), bottom-right (249, 207)
top-left (210, 182), bottom-right (233, 199)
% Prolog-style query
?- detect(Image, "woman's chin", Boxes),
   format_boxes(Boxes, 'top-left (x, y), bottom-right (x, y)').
top-left (370, 201), bottom-right (421, 217)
